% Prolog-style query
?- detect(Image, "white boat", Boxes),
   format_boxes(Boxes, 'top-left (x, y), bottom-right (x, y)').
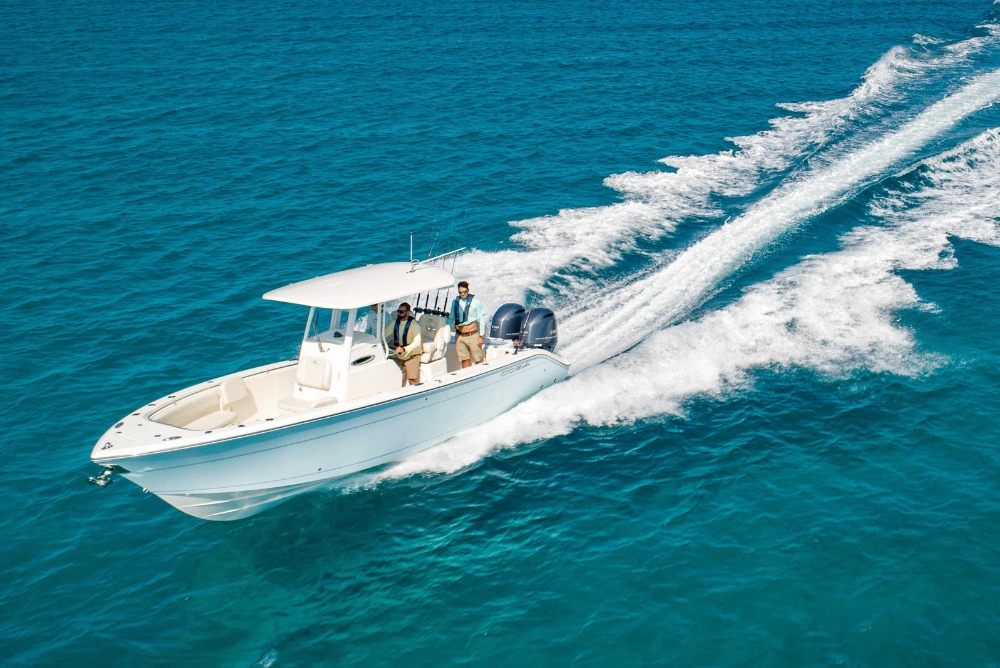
top-left (90, 252), bottom-right (569, 520)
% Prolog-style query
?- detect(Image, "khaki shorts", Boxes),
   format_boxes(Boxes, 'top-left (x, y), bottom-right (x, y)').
top-left (394, 355), bottom-right (421, 382)
top-left (456, 332), bottom-right (484, 363)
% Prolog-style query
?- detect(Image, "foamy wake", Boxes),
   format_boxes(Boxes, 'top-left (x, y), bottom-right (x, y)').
top-left (560, 65), bottom-right (1000, 370)
top-left (459, 31), bottom-right (995, 308)
top-left (367, 127), bottom-right (1000, 482)
top-left (348, 31), bottom-right (1000, 486)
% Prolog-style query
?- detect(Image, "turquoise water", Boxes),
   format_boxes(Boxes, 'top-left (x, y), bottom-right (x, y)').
top-left (5, 0), bottom-right (1000, 664)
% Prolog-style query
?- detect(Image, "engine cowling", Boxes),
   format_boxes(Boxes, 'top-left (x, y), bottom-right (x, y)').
top-left (490, 303), bottom-right (527, 340)
top-left (519, 308), bottom-right (557, 352)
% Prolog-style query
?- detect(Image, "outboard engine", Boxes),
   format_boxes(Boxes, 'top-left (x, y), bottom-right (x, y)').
top-left (519, 307), bottom-right (558, 352)
top-left (490, 303), bottom-right (527, 340)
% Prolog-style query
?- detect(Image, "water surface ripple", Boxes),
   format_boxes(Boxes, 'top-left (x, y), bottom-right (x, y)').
top-left (3, 1), bottom-right (1000, 665)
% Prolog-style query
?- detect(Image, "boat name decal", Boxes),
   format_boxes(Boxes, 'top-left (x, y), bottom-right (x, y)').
top-left (500, 361), bottom-right (530, 377)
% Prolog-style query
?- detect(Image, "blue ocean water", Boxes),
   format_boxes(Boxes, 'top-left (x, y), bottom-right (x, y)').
top-left (5, 0), bottom-right (1000, 664)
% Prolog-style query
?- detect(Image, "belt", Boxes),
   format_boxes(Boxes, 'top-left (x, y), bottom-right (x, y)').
top-left (457, 324), bottom-right (478, 335)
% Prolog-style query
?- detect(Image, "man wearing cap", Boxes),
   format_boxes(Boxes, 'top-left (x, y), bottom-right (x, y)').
top-left (384, 302), bottom-right (422, 386)
top-left (447, 281), bottom-right (487, 368)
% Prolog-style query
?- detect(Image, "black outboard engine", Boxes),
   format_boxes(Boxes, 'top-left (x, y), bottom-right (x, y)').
top-left (519, 307), bottom-right (558, 352)
top-left (490, 303), bottom-right (527, 340)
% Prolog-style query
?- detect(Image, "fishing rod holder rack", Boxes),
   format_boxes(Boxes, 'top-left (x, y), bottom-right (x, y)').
top-left (410, 247), bottom-right (465, 317)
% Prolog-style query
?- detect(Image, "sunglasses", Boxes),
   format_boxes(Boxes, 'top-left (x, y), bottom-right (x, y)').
top-left (397, 309), bottom-right (409, 315)
top-left (458, 290), bottom-right (469, 295)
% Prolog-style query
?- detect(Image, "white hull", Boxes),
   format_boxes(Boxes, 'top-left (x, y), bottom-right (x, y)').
top-left (95, 351), bottom-right (568, 520)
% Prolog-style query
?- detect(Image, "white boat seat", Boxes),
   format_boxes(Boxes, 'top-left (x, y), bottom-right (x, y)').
top-left (277, 395), bottom-right (339, 414)
top-left (296, 356), bottom-right (333, 391)
top-left (419, 358), bottom-right (448, 383)
top-left (220, 377), bottom-right (258, 422)
top-left (418, 314), bottom-right (450, 364)
top-left (187, 410), bottom-right (238, 430)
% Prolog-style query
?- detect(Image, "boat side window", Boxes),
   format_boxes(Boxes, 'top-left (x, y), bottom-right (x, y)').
top-left (333, 309), bottom-right (351, 338)
top-left (308, 308), bottom-right (351, 344)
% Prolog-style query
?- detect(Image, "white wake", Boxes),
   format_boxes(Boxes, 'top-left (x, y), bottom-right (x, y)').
top-left (561, 65), bottom-right (1000, 370)
top-left (460, 31), bottom-right (996, 308)
top-left (370, 125), bottom-right (1000, 482)
top-left (348, 32), bottom-right (1000, 486)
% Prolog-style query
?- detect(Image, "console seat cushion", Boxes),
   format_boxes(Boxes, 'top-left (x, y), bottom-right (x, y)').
top-left (187, 410), bottom-right (238, 430)
top-left (296, 356), bottom-right (333, 391)
top-left (419, 315), bottom-right (450, 363)
top-left (277, 395), bottom-right (339, 414)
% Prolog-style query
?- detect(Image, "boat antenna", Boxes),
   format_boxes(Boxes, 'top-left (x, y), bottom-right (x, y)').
top-left (409, 233), bottom-right (414, 270)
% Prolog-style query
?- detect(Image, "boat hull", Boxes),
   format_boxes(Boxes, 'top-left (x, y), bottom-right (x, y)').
top-left (100, 352), bottom-right (568, 520)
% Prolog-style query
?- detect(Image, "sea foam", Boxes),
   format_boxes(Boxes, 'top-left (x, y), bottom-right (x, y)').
top-left (459, 30), bottom-right (996, 310)
top-left (361, 36), bottom-right (1000, 484)
top-left (368, 127), bottom-right (1000, 481)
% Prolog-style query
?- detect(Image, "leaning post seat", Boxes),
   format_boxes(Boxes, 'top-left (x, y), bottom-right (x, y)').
top-left (295, 356), bottom-right (333, 391)
top-left (416, 314), bottom-right (451, 383)
top-left (418, 314), bottom-right (450, 363)
top-left (277, 355), bottom-right (340, 414)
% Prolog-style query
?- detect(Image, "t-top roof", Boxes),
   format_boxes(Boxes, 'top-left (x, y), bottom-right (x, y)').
top-left (262, 262), bottom-right (456, 310)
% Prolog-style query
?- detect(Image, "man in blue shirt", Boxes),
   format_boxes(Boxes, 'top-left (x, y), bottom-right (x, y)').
top-left (446, 281), bottom-right (487, 368)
